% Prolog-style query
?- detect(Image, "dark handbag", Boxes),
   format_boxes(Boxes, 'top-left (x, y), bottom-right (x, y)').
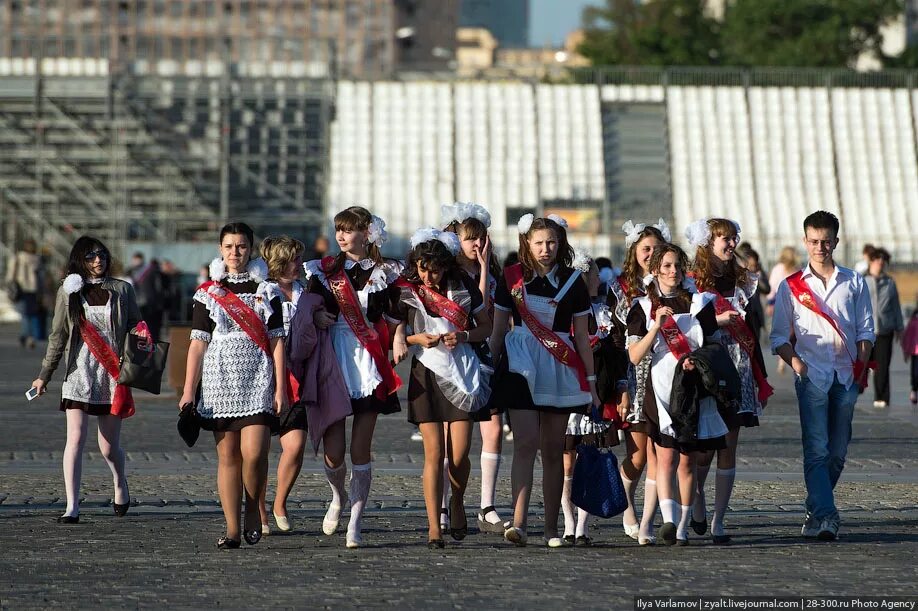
top-left (6, 280), bottom-right (21, 302)
top-left (177, 403), bottom-right (201, 447)
top-left (117, 324), bottom-right (169, 395)
top-left (570, 409), bottom-right (629, 518)
top-left (277, 400), bottom-right (306, 431)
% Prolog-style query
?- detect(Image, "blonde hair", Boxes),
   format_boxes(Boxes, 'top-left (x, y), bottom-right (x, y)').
top-left (260, 235), bottom-right (305, 281)
top-left (778, 246), bottom-right (799, 269)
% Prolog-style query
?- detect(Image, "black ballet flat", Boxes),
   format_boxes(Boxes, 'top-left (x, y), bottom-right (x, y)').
top-left (56, 515), bottom-right (79, 525)
top-left (216, 536), bottom-right (241, 550)
top-left (690, 518), bottom-right (707, 536)
top-left (712, 534), bottom-right (732, 545)
top-left (563, 534), bottom-right (576, 545)
top-left (576, 536), bottom-right (593, 547)
top-left (427, 539), bottom-right (446, 550)
top-left (677, 538), bottom-right (690, 547)
top-left (243, 529), bottom-right (262, 546)
top-left (659, 522), bottom-right (677, 546)
top-left (113, 502), bottom-right (130, 517)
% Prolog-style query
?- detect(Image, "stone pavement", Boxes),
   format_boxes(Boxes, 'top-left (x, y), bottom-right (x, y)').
top-left (1, 325), bottom-right (917, 609)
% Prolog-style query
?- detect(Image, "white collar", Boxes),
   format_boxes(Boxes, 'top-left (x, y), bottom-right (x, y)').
top-left (529, 264), bottom-right (560, 288)
top-left (344, 258), bottom-right (375, 271)
top-left (802, 262), bottom-right (845, 283)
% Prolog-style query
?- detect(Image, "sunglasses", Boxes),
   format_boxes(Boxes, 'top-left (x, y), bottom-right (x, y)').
top-left (84, 250), bottom-right (108, 261)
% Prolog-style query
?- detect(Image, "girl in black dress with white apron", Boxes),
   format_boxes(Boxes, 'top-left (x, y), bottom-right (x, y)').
top-left (626, 243), bottom-right (727, 546)
top-left (490, 214), bottom-right (600, 548)
top-left (687, 217), bottom-right (772, 544)
top-left (303, 206), bottom-right (402, 549)
top-left (387, 227), bottom-right (492, 547)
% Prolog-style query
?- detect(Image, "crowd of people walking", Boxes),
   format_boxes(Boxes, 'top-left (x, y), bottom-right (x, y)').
top-left (25, 203), bottom-right (916, 550)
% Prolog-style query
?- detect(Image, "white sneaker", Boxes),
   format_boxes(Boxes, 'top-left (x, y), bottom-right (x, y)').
top-left (410, 430), bottom-right (423, 442)
top-left (801, 514), bottom-right (820, 538)
top-left (873, 400), bottom-right (888, 408)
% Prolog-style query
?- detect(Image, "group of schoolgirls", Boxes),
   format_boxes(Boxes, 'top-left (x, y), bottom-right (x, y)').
top-left (179, 206), bottom-right (770, 551)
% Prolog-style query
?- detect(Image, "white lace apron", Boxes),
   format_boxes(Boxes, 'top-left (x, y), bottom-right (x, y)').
top-left (61, 299), bottom-right (116, 405)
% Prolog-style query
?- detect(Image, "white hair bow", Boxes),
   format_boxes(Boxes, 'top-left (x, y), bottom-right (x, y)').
top-left (684, 218), bottom-right (713, 249)
top-left (546, 214), bottom-right (568, 229)
top-left (409, 227), bottom-right (460, 256)
top-left (367, 215), bottom-right (388, 246)
top-left (623, 218), bottom-right (673, 248)
top-left (441, 202), bottom-right (491, 228)
top-left (517, 213), bottom-right (534, 234)
top-left (572, 250), bottom-right (592, 274)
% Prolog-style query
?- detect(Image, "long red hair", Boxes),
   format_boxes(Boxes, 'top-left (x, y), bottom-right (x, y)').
top-left (691, 218), bottom-right (749, 292)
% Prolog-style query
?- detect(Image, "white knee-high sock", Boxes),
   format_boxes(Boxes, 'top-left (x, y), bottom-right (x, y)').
top-left (561, 475), bottom-right (576, 537)
top-left (693, 463), bottom-right (711, 522)
top-left (711, 468), bottom-right (736, 537)
top-left (677, 504), bottom-right (691, 541)
top-left (324, 463), bottom-right (347, 521)
top-left (659, 498), bottom-right (678, 525)
top-left (621, 471), bottom-right (639, 527)
top-left (480, 451), bottom-right (501, 510)
top-left (347, 463), bottom-right (372, 541)
top-left (575, 508), bottom-right (590, 538)
top-left (639, 478), bottom-right (658, 538)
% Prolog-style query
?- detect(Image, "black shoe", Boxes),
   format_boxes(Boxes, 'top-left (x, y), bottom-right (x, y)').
top-left (216, 536), bottom-right (241, 549)
top-left (243, 529), bottom-right (262, 546)
top-left (659, 522), bottom-right (677, 546)
top-left (712, 534), bottom-right (732, 545)
top-left (56, 515), bottom-right (79, 524)
top-left (113, 502), bottom-right (130, 517)
top-left (676, 538), bottom-right (690, 547)
top-left (575, 535), bottom-right (593, 547)
top-left (427, 538), bottom-right (446, 549)
top-left (449, 510), bottom-right (468, 541)
top-left (690, 518), bottom-right (707, 536)
top-left (563, 534), bottom-right (576, 545)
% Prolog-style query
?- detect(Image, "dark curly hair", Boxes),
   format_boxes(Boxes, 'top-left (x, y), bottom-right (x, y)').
top-left (403, 239), bottom-right (461, 289)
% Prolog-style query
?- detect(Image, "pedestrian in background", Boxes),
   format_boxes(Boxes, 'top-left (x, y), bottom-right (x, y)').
top-left (128, 252), bottom-right (166, 341)
top-left (30, 236), bottom-right (141, 524)
top-left (6, 238), bottom-right (44, 348)
top-left (902, 306), bottom-right (918, 406)
top-left (865, 248), bottom-right (903, 408)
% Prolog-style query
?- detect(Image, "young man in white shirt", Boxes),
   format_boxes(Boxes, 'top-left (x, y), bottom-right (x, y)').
top-left (769, 211), bottom-right (875, 541)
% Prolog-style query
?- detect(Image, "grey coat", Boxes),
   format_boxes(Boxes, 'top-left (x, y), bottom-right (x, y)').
top-left (39, 278), bottom-right (141, 383)
top-left (865, 273), bottom-right (903, 335)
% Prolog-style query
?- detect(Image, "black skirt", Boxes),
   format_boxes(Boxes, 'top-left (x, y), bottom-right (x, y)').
top-left (60, 399), bottom-right (110, 416)
top-left (489, 361), bottom-right (590, 415)
top-left (351, 388), bottom-right (401, 416)
top-left (723, 410), bottom-right (760, 430)
top-left (407, 357), bottom-right (489, 425)
top-left (199, 412), bottom-right (279, 433)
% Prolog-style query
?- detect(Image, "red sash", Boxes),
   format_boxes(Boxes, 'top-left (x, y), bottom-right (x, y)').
top-left (395, 278), bottom-right (468, 331)
top-left (505, 264), bottom-right (589, 392)
top-left (78, 318), bottom-right (134, 419)
top-left (322, 257), bottom-right (401, 398)
top-left (710, 291), bottom-right (775, 402)
top-left (785, 271), bottom-right (875, 387)
top-left (650, 303), bottom-right (694, 361)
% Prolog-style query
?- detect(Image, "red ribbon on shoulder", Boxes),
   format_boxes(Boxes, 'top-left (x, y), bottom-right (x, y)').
top-left (786, 271), bottom-right (875, 390)
top-left (197, 280), bottom-right (290, 400)
top-left (709, 291), bottom-right (774, 402)
top-left (394, 277), bottom-right (469, 331)
top-left (505, 263), bottom-right (589, 392)
top-left (322, 257), bottom-right (401, 399)
top-left (650, 303), bottom-right (694, 361)
top-left (78, 317), bottom-right (134, 418)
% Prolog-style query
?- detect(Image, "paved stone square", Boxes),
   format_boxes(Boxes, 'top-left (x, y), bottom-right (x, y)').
top-left (1, 326), bottom-right (917, 609)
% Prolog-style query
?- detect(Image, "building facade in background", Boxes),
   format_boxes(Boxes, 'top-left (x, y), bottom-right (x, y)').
top-left (460, 0), bottom-right (529, 48)
top-left (0, 0), bottom-right (412, 77)
top-left (394, 0), bottom-right (460, 71)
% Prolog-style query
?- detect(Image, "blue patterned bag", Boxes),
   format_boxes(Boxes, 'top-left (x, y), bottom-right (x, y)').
top-left (571, 408), bottom-right (628, 518)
